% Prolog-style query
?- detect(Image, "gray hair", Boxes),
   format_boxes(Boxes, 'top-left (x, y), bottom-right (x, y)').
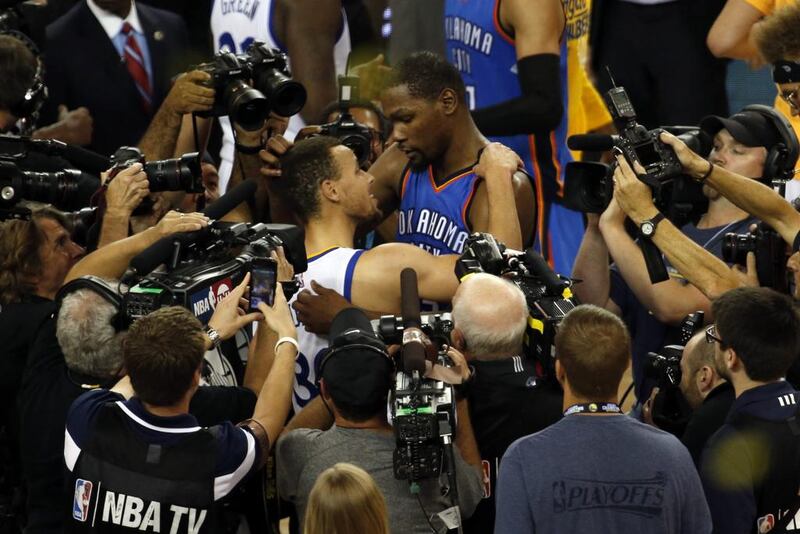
top-left (56, 286), bottom-right (126, 379)
top-left (451, 273), bottom-right (528, 360)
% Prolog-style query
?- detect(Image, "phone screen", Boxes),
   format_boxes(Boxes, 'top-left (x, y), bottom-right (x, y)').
top-left (249, 261), bottom-right (277, 311)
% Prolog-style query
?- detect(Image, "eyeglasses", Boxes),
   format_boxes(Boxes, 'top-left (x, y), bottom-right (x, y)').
top-left (780, 89), bottom-right (799, 113)
top-left (705, 324), bottom-right (723, 345)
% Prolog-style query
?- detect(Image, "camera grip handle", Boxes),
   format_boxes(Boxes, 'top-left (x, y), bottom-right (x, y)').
top-left (638, 238), bottom-right (669, 284)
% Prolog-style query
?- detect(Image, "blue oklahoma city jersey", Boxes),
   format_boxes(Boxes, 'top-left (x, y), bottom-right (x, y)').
top-left (397, 164), bottom-right (479, 255)
top-left (445, 0), bottom-right (583, 274)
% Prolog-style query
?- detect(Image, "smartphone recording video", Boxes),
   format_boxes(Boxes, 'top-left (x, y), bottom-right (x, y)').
top-left (249, 258), bottom-right (277, 312)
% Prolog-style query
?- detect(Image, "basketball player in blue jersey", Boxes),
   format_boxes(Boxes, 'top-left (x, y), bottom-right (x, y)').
top-left (444, 0), bottom-right (584, 275)
top-left (267, 135), bottom-right (522, 409)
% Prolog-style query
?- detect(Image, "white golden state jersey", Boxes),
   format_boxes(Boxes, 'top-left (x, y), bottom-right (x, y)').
top-left (288, 246), bottom-right (364, 412)
top-left (211, 0), bottom-right (352, 192)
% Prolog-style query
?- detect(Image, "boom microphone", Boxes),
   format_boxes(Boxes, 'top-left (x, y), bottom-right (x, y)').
top-left (400, 268), bottom-right (427, 375)
top-left (129, 180), bottom-right (257, 276)
top-left (567, 133), bottom-right (617, 152)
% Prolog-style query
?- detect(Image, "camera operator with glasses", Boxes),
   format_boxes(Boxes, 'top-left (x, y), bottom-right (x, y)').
top-left (276, 307), bottom-right (484, 534)
top-left (697, 287), bottom-right (800, 534)
top-left (572, 107), bottom-right (793, 407)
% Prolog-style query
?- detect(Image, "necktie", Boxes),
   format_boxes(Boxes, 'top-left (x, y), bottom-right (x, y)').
top-left (121, 22), bottom-right (152, 114)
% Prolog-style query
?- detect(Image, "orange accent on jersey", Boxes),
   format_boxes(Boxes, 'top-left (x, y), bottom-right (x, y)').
top-left (550, 131), bottom-right (565, 197)
top-left (429, 165), bottom-right (475, 193)
top-left (400, 167), bottom-right (412, 198)
top-left (528, 135), bottom-right (546, 252)
top-left (461, 178), bottom-right (480, 230)
top-left (493, 0), bottom-right (515, 45)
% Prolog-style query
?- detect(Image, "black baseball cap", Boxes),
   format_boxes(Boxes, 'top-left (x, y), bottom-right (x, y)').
top-left (700, 110), bottom-right (781, 149)
top-left (773, 61), bottom-right (800, 84)
top-left (320, 308), bottom-right (393, 407)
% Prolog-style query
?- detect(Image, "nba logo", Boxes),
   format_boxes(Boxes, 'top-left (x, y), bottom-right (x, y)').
top-left (72, 479), bottom-right (93, 522)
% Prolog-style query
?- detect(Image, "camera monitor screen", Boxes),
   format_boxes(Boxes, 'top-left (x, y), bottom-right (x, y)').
top-left (634, 142), bottom-right (661, 167)
top-left (250, 261), bottom-right (277, 310)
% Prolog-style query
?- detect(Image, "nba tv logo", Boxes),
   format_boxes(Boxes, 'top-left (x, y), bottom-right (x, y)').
top-left (73, 479), bottom-right (94, 522)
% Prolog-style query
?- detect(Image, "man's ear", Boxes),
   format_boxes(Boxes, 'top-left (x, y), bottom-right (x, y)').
top-left (555, 359), bottom-right (566, 387)
top-left (696, 365), bottom-right (714, 394)
top-left (320, 179), bottom-right (340, 203)
top-left (319, 378), bottom-right (331, 401)
top-left (438, 88), bottom-right (459, 116)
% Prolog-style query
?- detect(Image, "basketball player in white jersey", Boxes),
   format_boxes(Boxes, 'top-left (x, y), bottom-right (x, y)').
top-left (272, 135), bottom-right (522, 411)
top-left (210, 0), bottom-right (351, 192)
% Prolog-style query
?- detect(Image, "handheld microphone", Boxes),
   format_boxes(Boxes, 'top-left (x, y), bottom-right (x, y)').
top-left (400, 268), bottom-right (427, 375)
top-left (129, 180), bottom-right (257, 276)
top-left (567, 134), bottom-right (618, 152)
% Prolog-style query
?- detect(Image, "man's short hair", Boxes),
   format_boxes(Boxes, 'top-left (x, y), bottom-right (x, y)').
top-left (451, 273), bottom-right (528, 359)
top-left (0, 34), bottom-right (37, 112)
top-left (712, 287), bottom-right (800, 382)
top-left (386, 51), bottom-right (466, 104)
top-left (124, 306), bottom-right (206, 406)
top-left (555, 305), bottom-right (631, 400)
top-left (57, 286), bottom-right (126, 379)
top-left (0, 205), bottom-right (70, 305)
top-left (754, 2), bottom-right (800, 64)
top-left (273, 136), bottom-right (342, 222)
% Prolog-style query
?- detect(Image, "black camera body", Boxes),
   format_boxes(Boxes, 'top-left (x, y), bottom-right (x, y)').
top-left (645, 345), bottom-right (684, 388)
top-left (456, 233), bottom-right (578, 380)
top-left (606, 87), bottom-right (683, 187)
top-left (317, 75), bottom-right (373, 168)
top-left (195, 43), bottom-right (306, 131)
top-left (109, 146), bottom-right (203, 193)
top-left (0, 159), bottom-right (80, 208)
top-left (122, 221), bottom-right (305, 324)
top-left (723, 222), bottom-right (788, 293)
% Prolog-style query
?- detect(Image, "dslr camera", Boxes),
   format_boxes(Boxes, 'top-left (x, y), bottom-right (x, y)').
top-left (195, 42), bottom-right (306, 131)
top-left (723, 222), bottom-right (788, 293)
top-left (318, 75), bottom-right (373, 168)
top-left (108, 147), bottom-right (203, 194)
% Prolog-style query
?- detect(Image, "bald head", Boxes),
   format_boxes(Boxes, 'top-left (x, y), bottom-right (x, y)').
top-left (451, 273), bottom-right (528, 360)
top-left (679, 331), bottom-right (719, 409)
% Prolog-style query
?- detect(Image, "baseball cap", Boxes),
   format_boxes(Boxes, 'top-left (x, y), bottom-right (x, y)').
top-left (773, 61), bottom-right (800, 84)
top-left (700, 110), bottom-right (781, 149)
top-left (320, 308), bottom-right (393, 408)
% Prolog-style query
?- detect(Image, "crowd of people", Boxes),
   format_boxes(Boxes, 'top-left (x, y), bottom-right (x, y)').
top-left (2, 0), bottom-right (800, 533)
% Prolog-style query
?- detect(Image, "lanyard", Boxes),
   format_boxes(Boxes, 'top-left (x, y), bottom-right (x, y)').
top-left (563, 402), bottom-right (622, 416)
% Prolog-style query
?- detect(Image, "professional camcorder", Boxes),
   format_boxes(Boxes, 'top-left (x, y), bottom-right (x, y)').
top-left (0, 159), bottom-right (80, 208)
top-left (723, 222), bottom-right (788, 293)
top-left (318, 75), bottom-right (373, 168)
top-left (456, 233), bottom-right (578, 380)
top-left (123, 220), bottom-right (306, 325)
top-left (195, 42), bottom-right (306, 131)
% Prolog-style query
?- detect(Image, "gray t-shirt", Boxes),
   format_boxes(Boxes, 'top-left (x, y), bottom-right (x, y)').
top-left (276, 425), bottom-right (484, 534)
top-left (495, 414), bottom-right (712, 534)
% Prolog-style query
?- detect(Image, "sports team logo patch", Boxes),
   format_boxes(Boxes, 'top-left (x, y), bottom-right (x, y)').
top-left (73, 479), bottom-right (93, 522)
top-left (757, 513), bottom-right (775, 532)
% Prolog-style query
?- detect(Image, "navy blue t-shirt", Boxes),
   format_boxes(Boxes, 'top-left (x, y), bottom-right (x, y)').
top-left (610, 217), bottom-right (756, 401)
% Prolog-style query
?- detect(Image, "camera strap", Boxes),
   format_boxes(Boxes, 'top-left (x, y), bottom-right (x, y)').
top-left (564, 402), bottom-right (621, 416)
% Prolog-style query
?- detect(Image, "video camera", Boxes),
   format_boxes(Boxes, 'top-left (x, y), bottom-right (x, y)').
top-left (723, 222), bottom-right (788, 293)
top-left (195, 42), bottom-right (306, 131)
top-left (0, 159), bottom-right (80, 209)
top-left (318, 75), bottom-right (374, 168)
top-left (456, 233), bottom-right (578, 380)
top-left (122, 220), bottom-right (306, 324)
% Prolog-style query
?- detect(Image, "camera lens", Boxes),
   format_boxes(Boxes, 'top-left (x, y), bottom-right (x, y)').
top-left (144, 152), bottom-right (203, 193)
top-left (340, 134), bottom-right (371, 167)
top-left (224, 79), bottom-right (269, 131)
top-left (17, 169), bottom-right (81, 209)
top-left (722, 232), bottom-right (757, 265)
top-left (255, 69), bottom-right (307, 117)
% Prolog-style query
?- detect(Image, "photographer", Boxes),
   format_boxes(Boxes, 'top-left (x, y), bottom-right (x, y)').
top-left (276, 307), bottom-right (484, 534)
top-left (668, 331), bottom-right (733, 465)
top-left (573, 108), bottom-right (789, 404)
top-left (63, 274), bottom-right (298, 532)
top-left (699, 287), bottom-right (800, 534)
top-left (612, 127), bottom-right (800, 302)
top-left (450, 273), bottom-right (563, 534)
top-left (495, 305), bottom-right (711, 534)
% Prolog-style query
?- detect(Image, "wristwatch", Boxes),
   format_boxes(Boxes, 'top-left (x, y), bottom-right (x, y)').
top-left (639, 213), bottom-right (665, 238)
top-left (205, 325), bottom-right (222, 349)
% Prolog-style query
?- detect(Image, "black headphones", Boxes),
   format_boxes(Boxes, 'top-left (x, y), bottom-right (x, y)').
top-left (316, 327), bottom-right (393, 384)
top-left (55, 275), bottom-right (129, 333)
top-left (2, 30), bottom-right (48, 120)
top-left (742, 104), bottom-right (799, 182)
